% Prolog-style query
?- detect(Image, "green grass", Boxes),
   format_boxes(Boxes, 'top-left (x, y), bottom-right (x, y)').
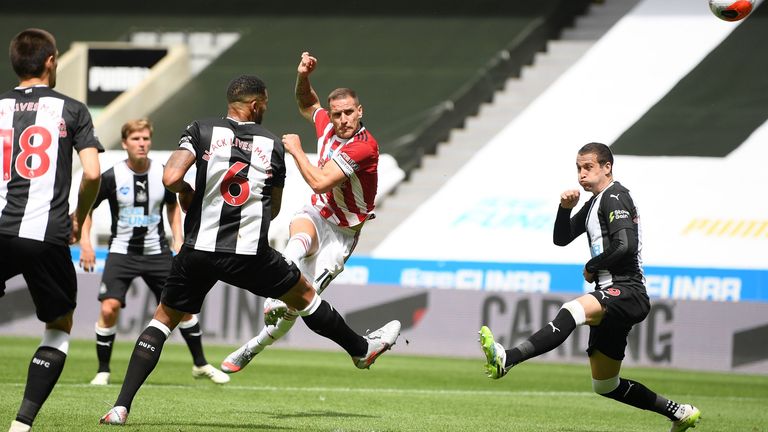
top-left (1, 336), bottom-right (767, 431)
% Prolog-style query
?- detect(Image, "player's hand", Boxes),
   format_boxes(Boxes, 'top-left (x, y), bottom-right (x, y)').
top-left (297, 52), bottom-right (317, 76)
top-left (69, 212), bottom-right (82, 244)
top-left (282, 134), bottom-right (302, 156)
top-left (79, 245), bottom-right (96, 272)
top-left (560, 189), bottom-right (580, 209)
top-left (583, 267), bottom-right (594, 283)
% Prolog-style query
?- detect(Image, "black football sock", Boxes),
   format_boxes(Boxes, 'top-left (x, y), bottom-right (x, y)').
top-left (505, 308), bottom-right (577, 367)
top-left (601, 378), bottom-right (682, 420)
top-left (115, 325), bottom-right (167, 411)
top-left (302, 300), bottom-right (368, 357)
top-left (16, 346), bottom-right (66, 426)
top-left (95, 325), bottom-right (116, 373)
top-left (179, 318), bottom-right (207, 367)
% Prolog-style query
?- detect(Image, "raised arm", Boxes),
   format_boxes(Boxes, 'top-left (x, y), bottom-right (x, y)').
top-left (553, 189), bottom-right (588, 246)
top-left (295, 52), bottom-right (322, 122)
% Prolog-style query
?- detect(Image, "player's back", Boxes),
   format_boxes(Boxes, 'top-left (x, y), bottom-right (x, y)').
top-left (0, 86), bottom-right (100, 244)
top-left (179, 117), bottom-right (286, 256)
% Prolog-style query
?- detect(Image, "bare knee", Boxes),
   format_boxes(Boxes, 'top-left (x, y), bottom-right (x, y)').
top-left (99, 298), bottom-right (122, 327)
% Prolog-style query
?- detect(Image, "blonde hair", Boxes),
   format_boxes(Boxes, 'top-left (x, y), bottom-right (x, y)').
top-left (121, 119), bottom-right (153, 140)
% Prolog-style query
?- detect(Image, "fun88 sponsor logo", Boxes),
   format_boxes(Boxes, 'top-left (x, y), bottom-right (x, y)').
top-left (645, 273), bottom-right (741, 302)
top-left (400, 267), bottom-right (550, 292)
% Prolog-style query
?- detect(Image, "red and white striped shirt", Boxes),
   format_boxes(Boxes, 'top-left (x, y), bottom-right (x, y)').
top-left (311, 108), bottom-right (378, 228)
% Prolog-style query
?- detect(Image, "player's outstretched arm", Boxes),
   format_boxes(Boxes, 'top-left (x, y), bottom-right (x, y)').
top-left (295, 52), bottom-right (322, 122)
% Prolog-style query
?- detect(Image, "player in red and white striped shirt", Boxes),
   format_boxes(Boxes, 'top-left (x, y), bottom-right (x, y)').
top-left (222, 52), bottom-right (386, 372)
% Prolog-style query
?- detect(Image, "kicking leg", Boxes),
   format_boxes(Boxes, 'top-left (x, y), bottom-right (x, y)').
top-left (480, 294), bottom-right (599, 379)
top-left (283, 276), bottom-right (400, 369)
top-left (591, 351), bottom-right (701, 431)
top-left (221, 223), bottom-right (316, 373)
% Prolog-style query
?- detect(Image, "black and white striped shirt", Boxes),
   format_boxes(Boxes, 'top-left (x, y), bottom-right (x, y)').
top-left (0, 86), bottom-right (103, 245)
top-left (554, 181), bottom-right (644, 289)
top-left (94, 159), bottom-right (175, 255)
top-left (178, 117), bottom-right (286, 255)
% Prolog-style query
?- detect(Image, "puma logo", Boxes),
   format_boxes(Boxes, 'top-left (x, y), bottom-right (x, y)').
top-left (135, 180), bottom-right (147, 190)
top-left (623, 381), bottom-right (634, 398)
top-left (547, 322), bottom-right (560, 333)
top-left (609, 193), bottom-right (620, 200)
top-left (599, 290), bottom-right (609, 300)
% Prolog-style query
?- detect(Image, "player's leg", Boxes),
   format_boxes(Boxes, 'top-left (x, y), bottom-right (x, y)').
top-left (222, 216), bottom-right (320, 373)
top-left (101, 248), bottom-right (217, 425)
top-left (590, 351), bottom-right (701, 430)
top-left (480, 293), bottom-right (600, 379)
top-left (91, 298), bottom-right (121, 385)
top-left (280, 274), bottom-right (400, 369)
top-left (143, 254), bottom-right (229, 383)
top-left (91, 255), bottom-right (133, 385)
top-left (179, 313), bottom-right (230, 384)
top-left (10, 239), bottom-right (77, 431)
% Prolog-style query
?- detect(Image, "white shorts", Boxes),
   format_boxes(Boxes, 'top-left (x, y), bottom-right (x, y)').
top-left (291, 205), bottom-right (360, 293)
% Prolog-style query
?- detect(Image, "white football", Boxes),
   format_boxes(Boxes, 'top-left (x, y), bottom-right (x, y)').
top-left (709, 0), bottom-right (755, 21)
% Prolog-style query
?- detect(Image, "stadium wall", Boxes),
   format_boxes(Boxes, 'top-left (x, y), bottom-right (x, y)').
top-left (2, 274), bottom-right (767, 374)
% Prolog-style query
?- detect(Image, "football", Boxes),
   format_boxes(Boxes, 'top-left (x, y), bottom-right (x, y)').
top-left (709, 0), bottom-right (755, 21)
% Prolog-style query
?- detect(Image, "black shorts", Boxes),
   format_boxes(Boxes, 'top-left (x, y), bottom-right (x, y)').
top-left (0, 234), bottom-right (76, 323)
top-left (100, 252), bottom-right (173, 307)
top-left (161, 245), bottom-right (301, 314)
top-left (586, 282), bottom-right (650, 361)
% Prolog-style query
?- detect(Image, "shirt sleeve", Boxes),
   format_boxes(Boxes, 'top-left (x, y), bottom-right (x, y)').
top-left (603, 193), bottom-right (637, 236)
top-left (332, 139), bottom-right (376, 178)
top-left (92, 168), bottom-right (113, 209)
top-left (72, 102), bottom-right (104, 153)
top-left (178, 121), bottom-right (200, 157)
top-left (313, 108), bottom-right (331, 139)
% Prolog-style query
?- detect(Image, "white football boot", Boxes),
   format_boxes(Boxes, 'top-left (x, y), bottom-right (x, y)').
top-left (90, 372), bottom-right (110, 386)
top-left (192, 364), bottom-right (230, 384)
top-left (99, 406), bottom-right (128, 425)
top-left (353, 320), bottom-right (401, 369)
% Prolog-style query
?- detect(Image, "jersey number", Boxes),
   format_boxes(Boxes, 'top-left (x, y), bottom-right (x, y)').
top-left (1, 126), bottom-right (53, 181)
top-left (220, 161), bottom-right (250, 206)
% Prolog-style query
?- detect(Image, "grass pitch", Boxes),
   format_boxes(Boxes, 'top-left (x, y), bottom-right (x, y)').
top-left (1, 336), bottom-right (767, 431)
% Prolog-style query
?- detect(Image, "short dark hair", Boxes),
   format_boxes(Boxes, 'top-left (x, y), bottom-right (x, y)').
top-left (327, 87), bottom-right (359, 105)
top-left (9, 28), bottom-right (57, 80)
top-left (226, 75), bottom-right (267, 104)
top-left (578, 142), bottom-right (613, 168)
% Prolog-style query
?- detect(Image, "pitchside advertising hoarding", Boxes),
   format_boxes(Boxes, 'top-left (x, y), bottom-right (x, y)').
top-left (66, 248), bottom-right (768, 302)
top-left (2, 273), bottom-right (767, 374)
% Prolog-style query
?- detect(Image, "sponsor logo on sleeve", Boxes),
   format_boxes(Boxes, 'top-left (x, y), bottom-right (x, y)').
top-left (609, 209), bottom-right (630, 223)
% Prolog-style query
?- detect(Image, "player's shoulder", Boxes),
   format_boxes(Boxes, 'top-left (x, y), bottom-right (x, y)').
top-left (352, 127), bottom-right (377, 146)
